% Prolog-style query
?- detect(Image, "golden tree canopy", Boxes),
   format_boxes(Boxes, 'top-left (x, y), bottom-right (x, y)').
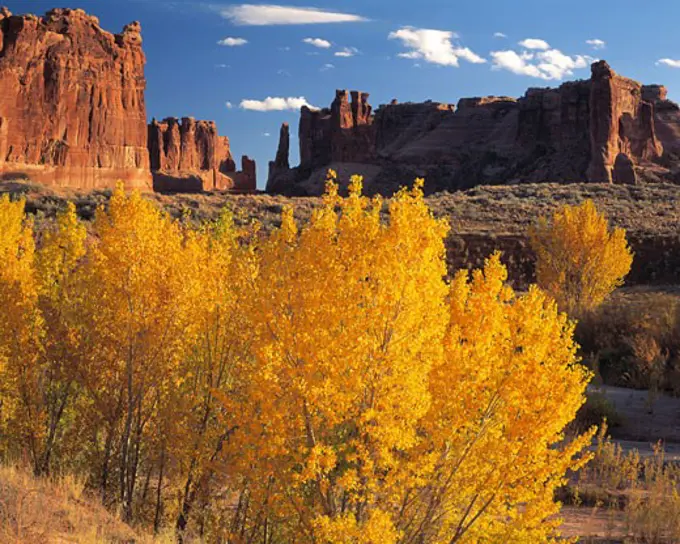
top-left (529, 199), bottom-right (633, 317)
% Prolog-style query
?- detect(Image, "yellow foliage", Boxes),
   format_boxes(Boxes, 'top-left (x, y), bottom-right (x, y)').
top-left (529, 199), bottom-right (633, 317)
top-left (224, 173), bottom-right (592, 543)
top-left (0, 195), bottom-right (41, 464)
top-left (0, 176), bottom-right (593, 541)
top-left (418, 252), bottom-right (593, 542)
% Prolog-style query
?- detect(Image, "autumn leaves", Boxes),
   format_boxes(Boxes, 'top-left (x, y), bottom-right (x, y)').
top-left (0, 175), bottom-right (632, 542)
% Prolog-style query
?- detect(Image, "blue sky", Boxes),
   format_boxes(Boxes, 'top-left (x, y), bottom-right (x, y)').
top-left (6, 1), bottom-right (680, 187)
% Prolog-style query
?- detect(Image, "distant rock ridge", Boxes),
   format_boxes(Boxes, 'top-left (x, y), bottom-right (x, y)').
top-left (267, 60), bottom-right (680, 196)
top-left (0, 7), bottom-right (255, 193)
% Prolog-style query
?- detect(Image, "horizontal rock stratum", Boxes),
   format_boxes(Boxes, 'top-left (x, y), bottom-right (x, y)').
top-left (0, 7), bottom-right (255, 193)
top-left (266, 61), bottom-right (680, 196)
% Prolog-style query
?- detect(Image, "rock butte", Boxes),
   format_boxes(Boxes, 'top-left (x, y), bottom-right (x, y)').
top-left (267, 61), bottom-right (680, 196)
top-left (0, 7), bottom-right (255, 192)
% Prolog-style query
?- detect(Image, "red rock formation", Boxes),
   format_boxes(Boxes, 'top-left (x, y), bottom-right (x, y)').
top-left (267, 123), bottom-right (290, 189)
top-left (374, 101), bottom-right (456, 156)
top-left (268, 61), bottom-right (678, 196)
top-left (148, 117), bottom-right (256, 193)
top-left (0, 8), bottom-right (151, 189)
top-left (299, 106), bottom-right (332, 169)
top-left (330, 90), bottom-right (375, 163)
top-left (298, 90), bottom-right (376, 172)
top-left (587, 60), bottom-right (662, 183)
top-left (642, 85), bottom-right (668, 103)
top-left (237, 156), bottom-right (257, 193)
top-left (516, 82), bottom-right (592, 182)
top-left (642, 85), bottom-right (680, 157)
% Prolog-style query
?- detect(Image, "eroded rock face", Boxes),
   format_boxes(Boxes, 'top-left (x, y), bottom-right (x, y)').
top-left (298, 90), bottom-right (376, 172)
top-left (0, 7), bottom-right (255, 193)
top-left (148, 117), bottom-right (254, 193)
top-left (267, 61), bottom-right (680, 196)
top-left (0, 8), bottom-right (151, 189)
top-left (330, 90), bottom-right (375, 163)
top-left (587, 61), bottom-right (662, 183)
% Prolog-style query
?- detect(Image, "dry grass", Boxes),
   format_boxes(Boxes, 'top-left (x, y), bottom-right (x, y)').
top-left (428, 182), bottom-right (680, 237)
top-left (563, 424), bottom-right (680, 543)
top-left (578, 289), bottom-right (680, 392)
top-left (0, 464), bottom-right (173, 543)
top-left (7, 179), bottom-right (680, 290)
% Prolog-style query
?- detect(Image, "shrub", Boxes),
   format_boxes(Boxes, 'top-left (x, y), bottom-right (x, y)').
top-left (571, 424), bottom-right (680, 543)
top-left (573, 391), bottom-right (623, 432)
top-left (577, 292), bottom-right (680, 391)
top-left (227, 173), bottom-right (593, 543)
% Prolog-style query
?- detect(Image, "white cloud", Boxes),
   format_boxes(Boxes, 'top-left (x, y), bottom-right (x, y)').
top-left (239, 96), bottom-right (317, 112)
top-left (303, 37), bottom-right (331, 48)
top-left (657, 58), bottom-right (680, 68)
top-left (491, 48), bottom-right (592, 80)
top-left (218, 4), bottom-right (367, 26)
top-left (264, 132), bottom-right (271, 136)
top-left (320, 63), bottom-right (335, 71)
top-left (388, 27), bottom-right (486, 66)
top-left (397, 51), bottom-right (421, 60)
top-left (215, 63), bottom-right (230, 69)
top-left (217, 37), bottom-right (248, 46)
top-left (518, 38), bottom-right (550, 50)
top-left (277, 69), bottom-right (291, 77)
top-left (334, 47), bottom-right (359, 57)
top-left (586, 39), bottom-right (606, 50)
top-left (494, 32), bottom-right (507, 39)
top-left (226, 101), bottom-right (233, 109)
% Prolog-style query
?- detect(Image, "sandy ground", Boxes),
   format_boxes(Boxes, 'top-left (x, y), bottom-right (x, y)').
top-left (560, 506), bottom-right (627, 542)
top-left (593, 384), bottom-right (680, 454)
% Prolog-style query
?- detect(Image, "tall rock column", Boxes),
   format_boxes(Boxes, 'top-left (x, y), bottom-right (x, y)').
top-left (330, 90), bottom-right (375, 163)
top-left (268, 122), bottom-right (290, 182)
top-left (587, 60), bottom-right (662, 183)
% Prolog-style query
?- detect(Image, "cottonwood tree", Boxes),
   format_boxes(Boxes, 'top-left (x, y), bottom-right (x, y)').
top-left (0, 196), bottom-right (41, 467)
top-left (172, 209), bottom-right (256, 537)
top-left (0, 178), bottom-right (594, 541)
top-left (529, 199), bottom-right (633, 317)
top-left (74, 187), bottom-right (205, 521)
top-left (221, 174), bottom-right (593, 543)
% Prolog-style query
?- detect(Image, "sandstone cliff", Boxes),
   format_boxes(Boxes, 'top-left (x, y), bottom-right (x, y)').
top-left (267, 61), bottom-right (680, 196)
top-left (0, 7), bottom-right (256, 193)
top-left (149, 117), bottom-right (256, 193)
top-left (0, 8), bottom-right (151, 189)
